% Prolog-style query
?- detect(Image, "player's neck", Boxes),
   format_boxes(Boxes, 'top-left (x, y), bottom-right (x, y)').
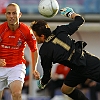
top-left (8, 22), bottom-right (19, 31)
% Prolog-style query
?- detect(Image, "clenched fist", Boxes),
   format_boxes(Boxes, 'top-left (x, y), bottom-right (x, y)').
top-left (33, 70), bottom-right (40, 80)
top-left (0, 59), bottom-right (6, 67)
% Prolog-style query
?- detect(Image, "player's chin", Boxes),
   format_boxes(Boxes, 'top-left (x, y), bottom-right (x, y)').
top-left (37, 41), bottom-right (42, 44)
top-left (9, 22), bottom-right (15, 26)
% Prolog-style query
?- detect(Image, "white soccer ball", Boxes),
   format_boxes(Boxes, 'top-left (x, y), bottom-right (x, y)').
top-left (38, 0), bottom-right (59, 18)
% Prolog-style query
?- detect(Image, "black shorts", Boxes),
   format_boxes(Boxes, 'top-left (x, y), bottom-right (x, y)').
top-left (64, 51), bottom-right (100, 87)
top-left (64, 69), bottom-right (87, 87)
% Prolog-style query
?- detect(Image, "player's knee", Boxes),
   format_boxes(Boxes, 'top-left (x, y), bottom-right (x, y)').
top-left (12, 92), bottom-right (21, 99)
top-left (61, 86), bottom-right (70, 94)
top-left (61, 84), bottom-right (75, 94)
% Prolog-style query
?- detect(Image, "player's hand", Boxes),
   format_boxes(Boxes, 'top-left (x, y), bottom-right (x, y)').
top-left (33, 70), bottom-right (40, 80)
top-left (37, 77), bottom-right (46, 89)
top-left (60, 7), bottom-right (75, 18)
top-left (0, 59), bottom-right (6, 67)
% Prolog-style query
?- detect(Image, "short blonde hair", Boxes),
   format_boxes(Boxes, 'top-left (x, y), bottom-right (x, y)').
top-left (6, 3), bottom-right (20, 13)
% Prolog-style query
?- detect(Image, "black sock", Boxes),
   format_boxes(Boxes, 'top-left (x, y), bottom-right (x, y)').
top-left (68, 88), bottom-right (89, 100)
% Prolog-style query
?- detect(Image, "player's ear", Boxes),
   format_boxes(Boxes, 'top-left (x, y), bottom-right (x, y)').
top-left (41, 34), bottom-right (45, 39)
top-left (41, 34), bottom-right (45, 37)
top-left (19, 12), bottom-right (22, 18)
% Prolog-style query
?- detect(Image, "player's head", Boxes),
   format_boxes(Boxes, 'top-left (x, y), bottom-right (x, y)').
top-left (5, 3), bottom-right (22, 26)
top-left (30, 20), bottom-right (51, 44)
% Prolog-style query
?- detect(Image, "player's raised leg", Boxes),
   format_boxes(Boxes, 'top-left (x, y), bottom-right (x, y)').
top-left (61, 84), bottom-right (89, 100)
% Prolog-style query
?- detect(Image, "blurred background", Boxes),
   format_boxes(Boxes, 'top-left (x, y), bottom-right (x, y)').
top-left (0, 0), bottom-right (100, 100)
top-left (0, 0), bottom-right (100, 22)
top-left (0, 0), bottom-right (100, 14)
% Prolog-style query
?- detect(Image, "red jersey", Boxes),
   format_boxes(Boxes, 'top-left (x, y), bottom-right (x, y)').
top-left (55, 64), bottom-right (70, 78)
top-left (0, 22), bottom-right (37, 67)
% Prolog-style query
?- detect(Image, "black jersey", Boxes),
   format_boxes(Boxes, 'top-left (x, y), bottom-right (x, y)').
top-left (39, 16), bottom-right (85, 84)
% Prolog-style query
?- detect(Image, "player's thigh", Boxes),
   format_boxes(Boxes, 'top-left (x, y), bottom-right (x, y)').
top-left (61, 70), bottom-right (87, 94)
top-left (64, 69), bottom-right (87, 87)
top-left (9, 80), bottom-right (23, 93)
top-left (8, 64), bottom-right (26, 84)
top-left (8, 64), bottom-right (26, 92)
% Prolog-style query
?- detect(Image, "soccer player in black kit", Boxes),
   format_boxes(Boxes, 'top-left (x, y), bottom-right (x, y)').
top-left (30, 7), bottom-right (100, 100)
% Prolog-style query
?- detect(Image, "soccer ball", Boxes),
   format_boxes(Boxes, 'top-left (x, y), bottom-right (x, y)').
top-left (38, 0), bottom-right (59, 18)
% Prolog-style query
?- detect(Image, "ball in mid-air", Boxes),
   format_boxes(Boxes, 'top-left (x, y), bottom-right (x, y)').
top-left (38, 0), bottom-right (59, 18)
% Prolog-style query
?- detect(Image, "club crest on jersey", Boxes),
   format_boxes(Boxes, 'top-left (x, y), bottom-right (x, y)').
top-left (17, 38), bottom-right (22, 46)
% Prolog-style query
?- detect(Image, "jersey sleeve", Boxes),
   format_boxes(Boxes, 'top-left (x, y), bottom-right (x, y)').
top-left (55, 16), bottom-right (84, 36)
top-left (67, 16), bottom-right (85, 35)
top-left (40, 55), bottom-right (52, 85)
top-left (26, 29), bottom-right (38, 52)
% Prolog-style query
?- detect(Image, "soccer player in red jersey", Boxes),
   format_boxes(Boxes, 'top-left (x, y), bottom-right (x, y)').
top-left (0, 3), bottom-right (40, 100)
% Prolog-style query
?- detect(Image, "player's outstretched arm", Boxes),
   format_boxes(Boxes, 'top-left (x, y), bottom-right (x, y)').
top-left (60, 7), bottom-right (85, 35)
